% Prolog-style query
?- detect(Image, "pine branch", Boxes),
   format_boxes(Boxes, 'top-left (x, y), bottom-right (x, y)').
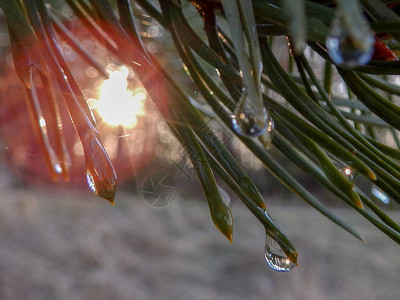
top-left (0, 0), bottom-right (400, 272)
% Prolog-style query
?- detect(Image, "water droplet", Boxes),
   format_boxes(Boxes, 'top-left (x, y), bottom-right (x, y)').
top-left (232, 107), bottom-right (273, 138)
top-left (372, 185), bottom-right (390, 204)
top-left (82, 133), bottom-right (118, 203)
top-left (264, 234), bottom-right (296, 272)
top-left (326, 13), bottom-right (374, 68)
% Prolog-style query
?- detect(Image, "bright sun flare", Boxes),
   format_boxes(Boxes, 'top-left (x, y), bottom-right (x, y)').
top-left (96, 66), bottom-right (146, 128)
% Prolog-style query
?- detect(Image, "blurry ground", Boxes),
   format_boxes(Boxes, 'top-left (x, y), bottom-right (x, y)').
top-left (0, 182), bottom-right (399, 300)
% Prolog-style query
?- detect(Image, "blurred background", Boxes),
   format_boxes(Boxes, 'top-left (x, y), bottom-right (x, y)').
top-left (0, 174), bottom-right (398, 300)
top-left (0, 1), bottom-right (398, 299)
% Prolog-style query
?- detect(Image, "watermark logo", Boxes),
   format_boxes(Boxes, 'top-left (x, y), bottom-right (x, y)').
top-left (171, 118), bottom-right (233, 183)
top-left (142, 172), bottom-right (177, 207)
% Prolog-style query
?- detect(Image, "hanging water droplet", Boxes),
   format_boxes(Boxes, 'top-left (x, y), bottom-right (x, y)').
top-left (372, 185), bottom-right (390, 204)
top-left (82, 133), bottom-right (118, 204)
top-left (264, 234), bottom-right (296, 272)
top-left (326, 13), bottom-right (374, 68)
top-left (232, 107), bottom-right (272, 138)
top-left (87, 172), bottom-right (96, 193)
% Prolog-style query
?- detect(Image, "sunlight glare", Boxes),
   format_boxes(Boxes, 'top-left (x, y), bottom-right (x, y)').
top-left (96, 66), bottom-right (145, 128)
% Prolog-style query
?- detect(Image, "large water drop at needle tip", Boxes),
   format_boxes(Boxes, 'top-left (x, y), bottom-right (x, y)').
top-left (326, 13), bottom-right (374, 68)
top-left (232, 108), bottom-right (274, 138)
top-left (83, 134), bottom-right (118, 204)
top-left (264, 234), bottom-right (296, 272)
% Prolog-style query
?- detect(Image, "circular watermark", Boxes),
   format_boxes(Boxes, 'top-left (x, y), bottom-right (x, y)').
top-left (142, 173), bottom-right (177, 207)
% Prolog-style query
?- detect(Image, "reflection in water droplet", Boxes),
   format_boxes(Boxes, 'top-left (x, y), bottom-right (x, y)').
top-left (258, 117), bottom-right (275, 149)
top-left (232, 108), bottom-right (273, 138)
top-left (182, 63), bottom-right (190, 76)
top-left (330, 156), bottom-right (357, 181)
top-left (372, 186), bottom-right (390, 204)
top-left (87, 172), bottom-right (96, 193)
top-left (340, 166), bottom-right (356, 181)
top-left (39, 117), bottom-right (46, 129)
top-left (54, 163), bottom-right (62, 174)
top-left (326, 13), bottom-right (374, 68)
top-left (218, 186), bottom-right (231, 207)
top-left (264, 234), bottom-right (296, 272)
